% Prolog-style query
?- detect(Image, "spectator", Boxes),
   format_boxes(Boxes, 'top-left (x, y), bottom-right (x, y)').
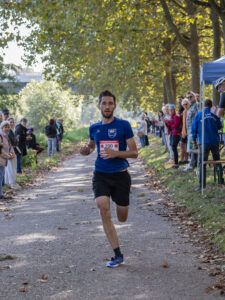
top-left (45, 119), bottom-right (57, 157)
top-left (0, 121), bottom-right (14, 199)
top-left (15, 118), bottom-right (31, 175)
top-left (143, 112), bottom-right (150, 146)
top-left (56, 119), bottom-right (64, 152)
top-left (163, 104), bottom-right (174, 163)
top-left (137, 114), bottom-right (147, 148)
top-left (2, 109), bottom-right (9, 121)
top-left (214, 76), bottom-right (225, 118)
top-left (184, 91), bottom-right (199, 171)
top-left (27, 127), bottom-right (44, 154)
top-left (177, 96), bottom-right (184, 116)
top-left (195, 92), bottom-right (201, 111)
top-left (5, 118), bottom-right (21, 189)
top-left (0, 112), bottom-right (3, 124)
top-left (192, 99), bottom-right (223, 190)
top-left (180, 98), bottom-right (190, 164)
top-left (162, 104), bottom-right (181, 169)
top-left (157, 111), bottom-right (165, 145)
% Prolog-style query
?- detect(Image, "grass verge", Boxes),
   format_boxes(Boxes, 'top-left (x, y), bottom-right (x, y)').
top-left (139, 136), bottom-right (225, 252)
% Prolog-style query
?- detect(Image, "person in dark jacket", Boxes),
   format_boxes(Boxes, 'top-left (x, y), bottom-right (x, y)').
top-left (192, 99), bottom-right (223, 190)
top-left (27, 127), bottom-right (44, 154)
top-left (45, 119), bottom-right (57, 157)
top-left (15, 118), bottom-right (31, 174)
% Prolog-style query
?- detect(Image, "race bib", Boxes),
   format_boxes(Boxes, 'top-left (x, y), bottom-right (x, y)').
top-left (100, 140), bottom-right (119, 151)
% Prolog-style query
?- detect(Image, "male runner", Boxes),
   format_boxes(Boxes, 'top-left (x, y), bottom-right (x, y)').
top-left (80, 90), bottom-right (138, 267)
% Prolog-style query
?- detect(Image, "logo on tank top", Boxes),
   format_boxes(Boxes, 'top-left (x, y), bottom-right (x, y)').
top-left (108, 128), bottom-right (117, 138)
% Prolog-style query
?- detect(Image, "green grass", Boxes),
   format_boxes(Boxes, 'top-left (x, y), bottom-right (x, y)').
top-left (140, 136), bottom-right (225, 252)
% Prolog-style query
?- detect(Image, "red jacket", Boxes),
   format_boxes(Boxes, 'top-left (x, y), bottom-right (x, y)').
top-left (166, 113), bottom-right (181, 136)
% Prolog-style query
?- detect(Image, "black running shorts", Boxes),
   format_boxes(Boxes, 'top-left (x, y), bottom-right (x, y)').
top-left (92, 170), bottom-right (131, 206)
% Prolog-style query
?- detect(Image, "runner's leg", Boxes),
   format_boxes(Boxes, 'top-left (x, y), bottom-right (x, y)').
top-left (116, 205), bottom-right (129, 222)
top-left (96, 196), bottom-right (119, 249)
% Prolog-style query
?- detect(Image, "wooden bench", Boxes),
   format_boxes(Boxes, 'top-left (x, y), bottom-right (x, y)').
top-left (203, 160), bottom-right (225, 184)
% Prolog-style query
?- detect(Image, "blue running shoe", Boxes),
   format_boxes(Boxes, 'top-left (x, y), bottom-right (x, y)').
top-left (106, 256), bottom-right (124, 268)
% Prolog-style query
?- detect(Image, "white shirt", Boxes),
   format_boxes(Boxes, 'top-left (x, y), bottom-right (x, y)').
top-left (138, 120), bottom-right (147, 135)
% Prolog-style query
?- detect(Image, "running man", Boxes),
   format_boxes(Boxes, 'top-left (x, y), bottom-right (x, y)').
top-left (80, 90), bottom-right (138, 267)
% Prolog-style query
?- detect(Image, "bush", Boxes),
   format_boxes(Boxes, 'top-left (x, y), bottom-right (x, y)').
top-left (63, 127), bottom-right (89, 143)
top-left (22, 149), bottom-right (37, 169)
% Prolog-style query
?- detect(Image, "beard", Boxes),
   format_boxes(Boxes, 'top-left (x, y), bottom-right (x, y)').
top-left (101, 111), bottom-right (113, 119)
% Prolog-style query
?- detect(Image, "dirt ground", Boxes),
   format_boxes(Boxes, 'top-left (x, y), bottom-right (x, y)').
top-left (0, 152), bottom-right (222, 299)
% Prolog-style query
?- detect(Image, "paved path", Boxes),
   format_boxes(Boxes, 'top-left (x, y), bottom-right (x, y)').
top-left (0, 152), bottom-right (222, 299)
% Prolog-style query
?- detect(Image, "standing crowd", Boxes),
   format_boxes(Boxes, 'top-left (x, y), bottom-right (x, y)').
top-left (137, 76), bottom-right (225, 189)
top-left (0, 110), bottom-right (64, 200)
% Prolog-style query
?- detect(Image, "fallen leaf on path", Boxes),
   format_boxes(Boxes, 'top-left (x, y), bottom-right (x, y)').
top-left (0, 255), bottom-right (16, 261)
top-left (134, 250), bottom-right (142, 255)
top-left (0, 266), bottom-right (10, 271)
top-left (22, 282), bottom-right (29, 285)
top-left (49, 196), bottom-right (57, 199)
top-left (90, 268), bottom-right (96, 271)
top-left (75, 221), bottom-right (91, 225)
top-left (77, 189), bottom-right (84, 192)
top-left (19, 287), bottom-right (26, 292)
top-left (205, 286), bottom-right (213, 292)
top-left (67, 190), bottom-right (72, 192)
top-left (57, 227), bottom-right (68, 230)
top-left (138, 193), bottom-right (145, 197)
top-left (40, 274), bottom-right (48, 282)
top-left (161, 261), bottom-right (169, 268)
top-left (103, 258), bottom-right (110, 261)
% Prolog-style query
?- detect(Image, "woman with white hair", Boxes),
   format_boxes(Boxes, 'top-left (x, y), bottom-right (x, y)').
top-left (0, 121), bottom-right (14, 200)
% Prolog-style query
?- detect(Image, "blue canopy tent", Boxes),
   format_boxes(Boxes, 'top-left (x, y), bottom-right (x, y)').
top-left (199, 55), bottom-right (225, 194)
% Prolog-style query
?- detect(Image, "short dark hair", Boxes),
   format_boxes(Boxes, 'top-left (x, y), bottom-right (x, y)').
top-left (178, 96), bottom-right (183, 100)
top-left (20, 118), bottom-right (27, 123)
top-left (98, 90), bottom-right (116, 104)
top-left (205, 99), bottom-right (212, 108)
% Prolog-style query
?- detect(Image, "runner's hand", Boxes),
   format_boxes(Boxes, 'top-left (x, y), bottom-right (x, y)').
top-left (80, 145), bottom-right (90, 155)
top-left (100, 148), bottom-right (116, 159)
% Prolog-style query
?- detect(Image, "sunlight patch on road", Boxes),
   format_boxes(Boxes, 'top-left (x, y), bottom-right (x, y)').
top-left (14, 233), bottom-right (56, 245)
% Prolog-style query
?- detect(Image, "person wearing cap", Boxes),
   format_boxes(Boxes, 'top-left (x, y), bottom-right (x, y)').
top-left (0, 121), bottom-right (15, 199)
top-left (27, 127), bottom-right (44, 154)
top-left (214, 76), bottom-right (225, 118)
top-left (162, 104), bottom-right (181, 169)
top-left (2, 109), bottom-right (9, 121)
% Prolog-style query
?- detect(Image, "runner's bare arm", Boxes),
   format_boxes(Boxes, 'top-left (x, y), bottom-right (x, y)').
top-left (80, 139), bottom-right (95, 155)
top-left (217, 108), bottom-right (224, 118)
top-left (101, 137), bottom-right (138, 159)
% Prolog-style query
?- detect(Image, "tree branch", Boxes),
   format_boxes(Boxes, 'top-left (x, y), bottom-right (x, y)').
top-left (189, 0), bottom-right (210, 7)
top-left (159, 0), bottom-right (189, 48)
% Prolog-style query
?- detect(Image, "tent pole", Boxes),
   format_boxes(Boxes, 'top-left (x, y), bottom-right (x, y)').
top-left (201, 82), bottom-right (205, 195)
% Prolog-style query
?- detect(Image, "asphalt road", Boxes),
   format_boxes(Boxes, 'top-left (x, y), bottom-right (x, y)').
top-left (0, 152), bottom-right (222, 299)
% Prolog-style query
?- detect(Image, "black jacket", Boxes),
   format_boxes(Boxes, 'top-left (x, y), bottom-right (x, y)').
top-left (26, 133), bottom-right (37, 149)
top-left (8, 129), bottom-right (20, 155)
top-left (15, 124), bottom-right (28, 156)
top-left (45, 125), bottom-right (57, 138)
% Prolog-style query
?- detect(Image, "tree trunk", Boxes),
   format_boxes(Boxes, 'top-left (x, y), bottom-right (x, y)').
top-left (210, 7), bottom-right (221, 105)
top-left (163, 77), bottom-right (168, 104)
top-left (163, 38), bottom-right (176, 104)
top-left (186, 0), bottom-right (200, 92)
